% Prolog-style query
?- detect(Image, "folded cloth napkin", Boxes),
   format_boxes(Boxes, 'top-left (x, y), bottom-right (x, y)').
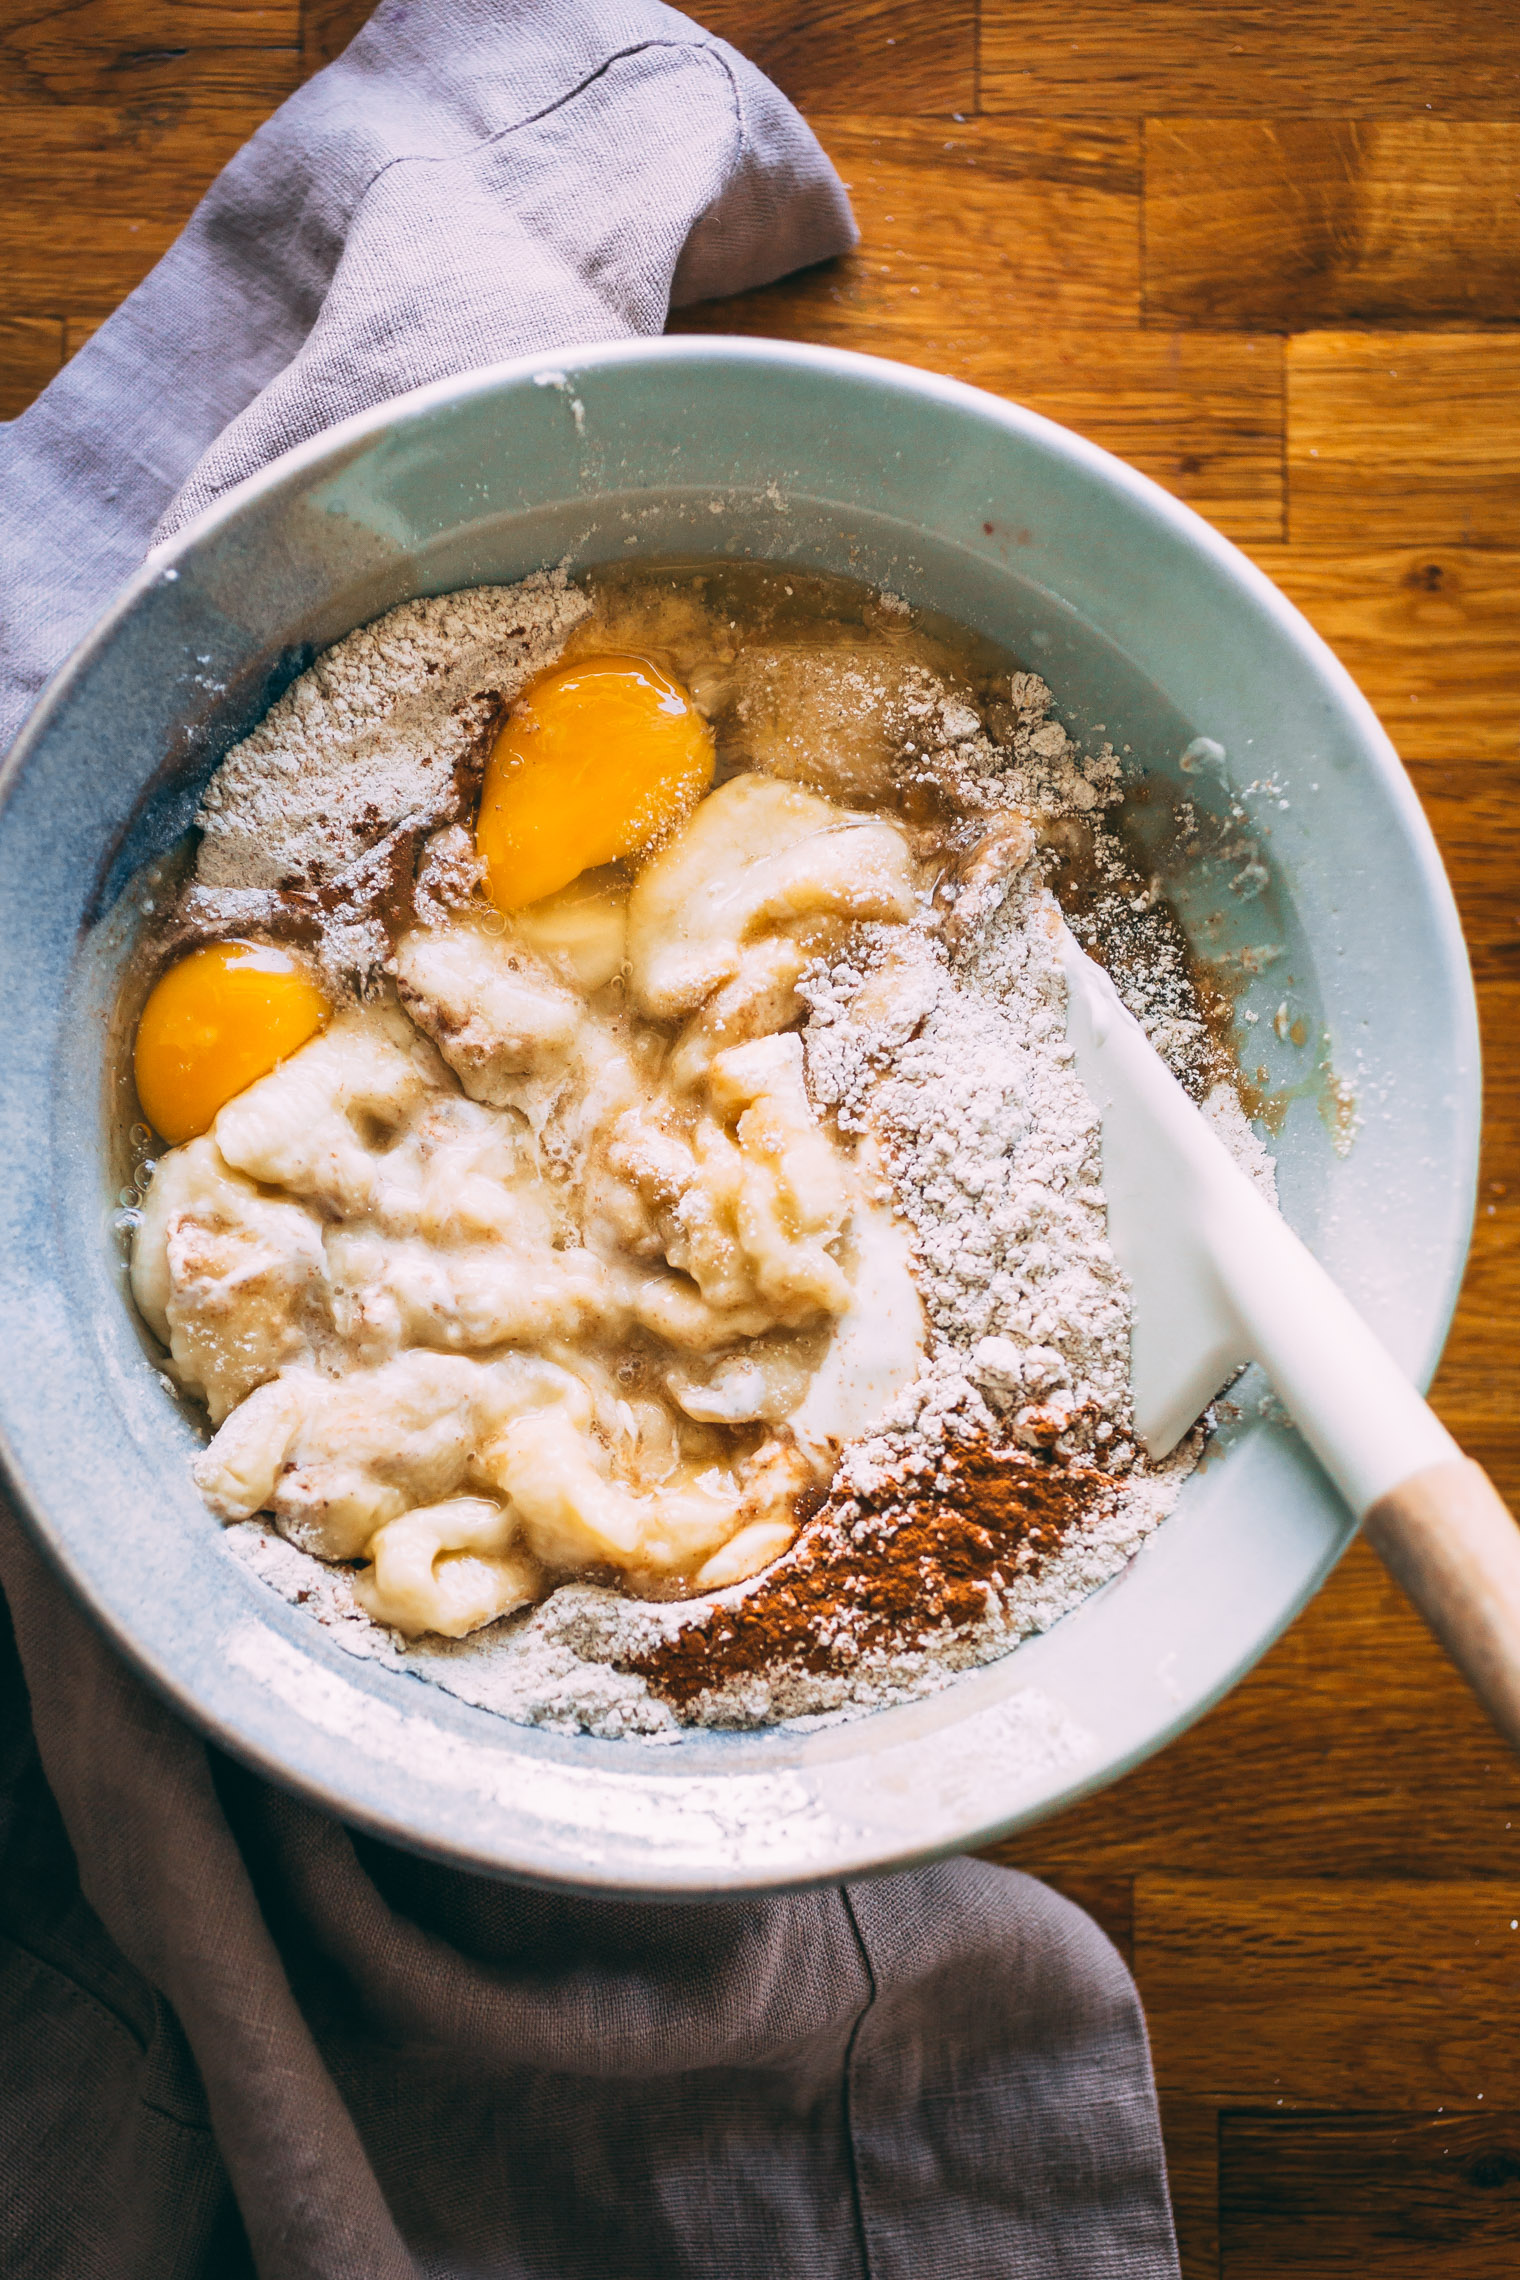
top-left (0, 5), bottom-right (1180, 2274)
top-left (0, 0), bottom-right (853, 753)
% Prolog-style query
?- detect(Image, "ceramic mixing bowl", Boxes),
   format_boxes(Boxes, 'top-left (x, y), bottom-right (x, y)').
top-left (0, 339), bottom-right (1479, 1893)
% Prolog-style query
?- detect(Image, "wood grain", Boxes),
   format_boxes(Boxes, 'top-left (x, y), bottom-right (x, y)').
top-left (676, 303), bottom-right (1284, 542)
top-left (1138, 1880), bottom-right (1520, 2104)
top-left (1147, 121), bottom-right (1520, 332)
top-left (1, 0), bottom-right (298, 106)
top-left (689, 0), bottom-right (975, 115)
top-left (1431, 994), bottom-right (1520, 1479)
top-left (1426, 972), bottom-right (1520, 1550)
top-left (1027, 1873), bottom-right (1134, 1965)
top-left (1242, 545), bottom-right (1520, 768)
top-left (980, 2), bottom-right (1520, 119)
top-left (1363, 1461), bottom-right (1520, 1780)
top-left (676, 116), bottom-right (1141, 329)
top-left (1413, 793), bottom-right (1520, 984)
top-left (0, 313), bottom-right (61, 416)
top-left (0, 101), bottom-right (280, 319)
top-left (667, 119), bottom-right (1279, 538)
top-left (1161, 2098), bottom-right (1219, 2280)
top-left (1288, 333), bottom-right (1520, 546)
top-left (1219, 2111), bottom-right (1520, 2277)
top-left (308, 0), bottom-right (979, 109)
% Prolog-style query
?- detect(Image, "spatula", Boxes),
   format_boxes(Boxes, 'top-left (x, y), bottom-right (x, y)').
top-left (1059, 924), bottom-right (1520, 1753)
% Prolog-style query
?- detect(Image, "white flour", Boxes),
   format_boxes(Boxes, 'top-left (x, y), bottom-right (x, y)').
top-left (166, 572), bottom-right (1268, 1740)
top-left (804, 889), bottom-right (1137, 1480)
top-left (186, 573), bottom-right (588, 993)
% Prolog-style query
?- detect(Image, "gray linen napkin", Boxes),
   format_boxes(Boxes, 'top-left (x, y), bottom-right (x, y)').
top-left (0, 0), bottom-right (852, 754)
top-left (0, 4), bottom-right (1181, 2274)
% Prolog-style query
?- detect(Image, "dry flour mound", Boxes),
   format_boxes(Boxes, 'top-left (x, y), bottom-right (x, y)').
top-left (185, 573), bottom-right (589, 992)
top-left (804, 875), bottom-right (1136, 1478)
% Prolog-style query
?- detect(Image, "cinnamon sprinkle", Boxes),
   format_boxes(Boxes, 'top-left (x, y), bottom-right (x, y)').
top-left (622, 1441), bottom-right (1121, 1710)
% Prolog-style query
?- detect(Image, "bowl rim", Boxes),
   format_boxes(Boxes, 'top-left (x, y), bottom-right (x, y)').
top-left (0, 333), bottom-right (1482, 1894)
top-left (8, 332), bottom-right (1477, 1103)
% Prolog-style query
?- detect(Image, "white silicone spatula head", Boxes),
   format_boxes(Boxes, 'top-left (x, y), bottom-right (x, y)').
top-left (1058, 920), bottom-right (1520, 1759)
top-left (1057, 921), bottom-right (1453, 1501)
top-left (1057, 929), bottom-right (1254, 1459)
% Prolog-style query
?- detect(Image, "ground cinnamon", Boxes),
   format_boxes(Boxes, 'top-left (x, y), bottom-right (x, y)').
top-left (623, 1439), bottom-right (1121, 1708)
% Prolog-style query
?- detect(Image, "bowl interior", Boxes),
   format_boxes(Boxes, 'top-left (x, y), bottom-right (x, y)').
top-left (0, 341), bottom-right (1479, 1893)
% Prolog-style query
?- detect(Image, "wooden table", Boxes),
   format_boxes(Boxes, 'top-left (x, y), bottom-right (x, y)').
top-left (3, 3), bottom-right (1518, 2268)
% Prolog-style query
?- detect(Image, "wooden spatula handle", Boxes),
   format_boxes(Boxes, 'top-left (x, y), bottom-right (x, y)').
top-left (1364, 1459), bottom-right (1520, 1755)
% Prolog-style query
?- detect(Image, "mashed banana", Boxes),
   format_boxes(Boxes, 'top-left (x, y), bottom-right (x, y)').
top-left (126, 560), bottom-right (1221, 1730)
top-left (133, 772), bottom-right (923, 1637)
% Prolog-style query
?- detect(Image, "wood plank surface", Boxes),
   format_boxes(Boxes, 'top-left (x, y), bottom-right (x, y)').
top-left (1242, 545), bottom-right (1520, 766)
top-left (4, 2), bottom-right (1520, 2270)
top-left (1140, 1880), bottom-right (1520, 2104)
top-left (1034, 1872), bottom-right (1134, 1966)
top-left (1147, 121), bottom-right (1520, 332)
top-left (689, 0), bottom-right (976, 115)
top-left (717, 115), bottom-right (1143, 331)
top-left (1, 1), bottom-right (299, 105)
top-left (1160, 2099), bottom-right (1219, 2280)
top-left (1219, 2111), bottom-right (1520, 2277)
top-left (992, 1533), bottom-right (1520, 1888)
top-left (675, 294), bottom-right (1285, 542)
top-left (299, 0), bottom-right (372, 78)
top-left (0, 314), bottom-right (60, 417)
top-left (0, 101), bottom-right (287, 319)
top-left (980, 2), bottom-right (1520, 118)
top-left (1288, 333), bottom-right (1520, 545)
top-left (306, 0), bottom-right (979, 105)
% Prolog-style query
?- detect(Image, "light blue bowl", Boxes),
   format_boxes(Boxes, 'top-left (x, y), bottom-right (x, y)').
top-left (0, 339), bottom-right (1479, 1893)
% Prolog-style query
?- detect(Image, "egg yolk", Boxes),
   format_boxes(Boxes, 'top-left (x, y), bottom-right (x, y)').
top-left (476, 653), bottom-right (715, 912)
top-left (133, 940), bottom-right (329, 1145)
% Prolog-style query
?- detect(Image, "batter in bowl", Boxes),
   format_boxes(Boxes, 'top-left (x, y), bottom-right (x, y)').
top-left (122, 564), bottom-right (1260, 1733)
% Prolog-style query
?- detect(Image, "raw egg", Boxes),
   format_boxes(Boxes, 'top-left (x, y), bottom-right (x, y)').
top-left (477, 653), bottom-right (714, 912)
top-left (133, 939), bottom-right (329, 1145)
